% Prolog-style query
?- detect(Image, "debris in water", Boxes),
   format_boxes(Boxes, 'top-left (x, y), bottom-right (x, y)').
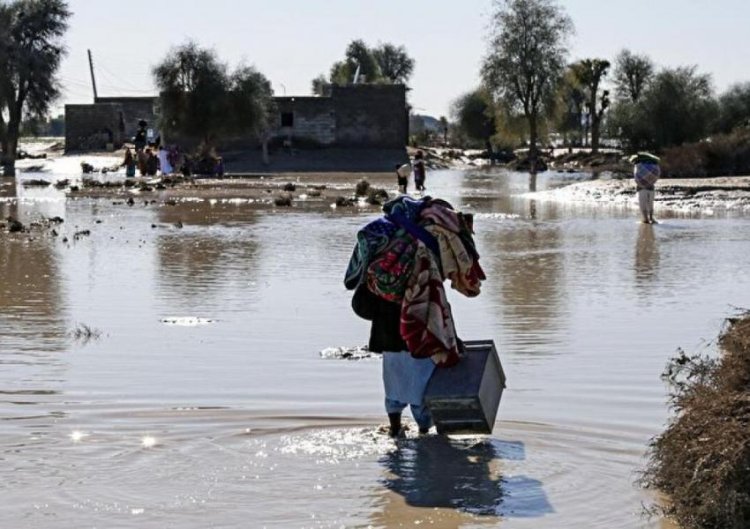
top-left (319, 345), bottom-right (375, 360)
top-left (160, 317), bottom-right (214, 326)
top-left (274, 193), bottom-right (293, 207)
top-left (334, 196), bottom-right (355, 208)
top-left (21, 178), bottom-right (51, 186)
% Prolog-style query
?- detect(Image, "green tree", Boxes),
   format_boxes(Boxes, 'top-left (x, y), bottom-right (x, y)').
top-left (321, 40), bottom-right (414, 89)
top-left (613, 50), bottom-right (654, 103)
top-left (642, 66), bottom-right (716, 149)
top-left (311, 74), bottom-right (331, 96)
top-left (482, 0), bottom-right (573, 168)
top-left (438, 115), bottom-right (449, 145)
top-left (228, 65), bottom-right (275, 137)
top-left (612, 66), bottom-right (717, 151)
top-left (153, 42), bottom-right (274, 147)
top-left (555, 67), bottom-right (586, 146)
top-left (329, 39), bottom-right (382, 85)
top-left (0, 0), bottom-right (70, 176)
top-left (372, 43), bottom-right (415, 84)
top-left (451, 89), bottom-right (497, 154)
top-left (715, 82), bottom-right (750, 134)
top-left (571, 58), bottom-right (610, 152)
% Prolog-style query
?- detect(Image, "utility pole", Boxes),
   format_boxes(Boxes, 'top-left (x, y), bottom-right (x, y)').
top-left (87, 49), bottom-right (98, 102)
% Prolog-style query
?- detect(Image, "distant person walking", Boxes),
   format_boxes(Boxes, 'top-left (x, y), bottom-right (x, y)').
top-left (630, 152), bottom-right (660, 224)
top-left (413, 150), bottom-right (426, 192)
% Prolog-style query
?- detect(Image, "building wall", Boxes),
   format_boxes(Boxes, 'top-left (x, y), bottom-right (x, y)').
top-left (95, 97), bottom-right (157, 140)
top-left (273, 96), bottom-right (335, 146)
top-left (65, 97), bottom-right (157, 152)
top-left (65, 86), bottom-right (407, 152)
top-left (64, 103), bottom-right (123, 152)
top-left (332, 85), bottom-right (407, 149)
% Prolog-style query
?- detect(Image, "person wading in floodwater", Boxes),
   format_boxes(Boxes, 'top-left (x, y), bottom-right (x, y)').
top-left (413, 150), bottom-right (426, 192)
top-left (396, 162), bottom-right (411, 194)
top-left (345, 196), bottom-right (485, 437)
top-left (630, 152), bottom-right (661, 224)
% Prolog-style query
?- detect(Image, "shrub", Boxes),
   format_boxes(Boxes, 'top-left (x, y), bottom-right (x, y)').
top-left (661, 130), bottom-right (750, 178)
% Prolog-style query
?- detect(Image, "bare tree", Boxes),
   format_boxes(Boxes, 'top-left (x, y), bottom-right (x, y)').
top-left (613, 50), bottom-right (654, 103)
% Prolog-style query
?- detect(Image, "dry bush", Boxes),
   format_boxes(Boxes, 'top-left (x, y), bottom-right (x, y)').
top-left (642, 312), bottom-right (750, 529)
top-left (661, 130), bottom-right (750, 178)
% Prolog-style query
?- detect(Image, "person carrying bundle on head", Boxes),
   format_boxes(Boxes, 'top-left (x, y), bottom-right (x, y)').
top-left (630, 152), bottom-right (661, 224)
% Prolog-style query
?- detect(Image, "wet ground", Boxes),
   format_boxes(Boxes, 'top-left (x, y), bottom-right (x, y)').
top-left (2, 165), bottom-right (749, 528)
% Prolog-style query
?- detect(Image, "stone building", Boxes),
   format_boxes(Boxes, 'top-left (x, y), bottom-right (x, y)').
top-left (65, 97), bottom-right (157, 152)
top-left (65, 85), bottom-right (407, 152)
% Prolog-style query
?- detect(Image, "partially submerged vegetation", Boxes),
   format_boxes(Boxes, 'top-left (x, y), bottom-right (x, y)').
top-left (69, 323), bottom-right (102, 343)
top-left (643, 312), bottom-right (750, 529)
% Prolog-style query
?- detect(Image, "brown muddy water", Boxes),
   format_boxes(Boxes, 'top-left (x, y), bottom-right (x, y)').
top-left (2, 167), bottom-right (748, 529)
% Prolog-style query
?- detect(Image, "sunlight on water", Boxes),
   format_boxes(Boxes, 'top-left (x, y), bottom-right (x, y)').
top-left (69, 430), bottom-right (88, 443)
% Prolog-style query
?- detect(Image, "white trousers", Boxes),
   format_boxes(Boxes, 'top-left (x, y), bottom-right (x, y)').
top-left (638, 189), bottom-right (655, 219)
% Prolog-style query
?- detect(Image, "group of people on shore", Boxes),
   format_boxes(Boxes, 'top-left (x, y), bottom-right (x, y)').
top-left (120, 120), bottom-right (225, 178)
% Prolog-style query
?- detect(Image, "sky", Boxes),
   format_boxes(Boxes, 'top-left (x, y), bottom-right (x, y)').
top-left (57, 0), bottom-right (750, 118)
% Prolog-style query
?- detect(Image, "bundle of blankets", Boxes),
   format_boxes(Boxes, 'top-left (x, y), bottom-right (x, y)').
top-left (629, 152), bottom-right (661, 189)
top-left (345, 196), bottom-right (485, 367)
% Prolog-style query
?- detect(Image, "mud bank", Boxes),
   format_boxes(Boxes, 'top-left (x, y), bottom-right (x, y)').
top-left (529, 176), bottom-right (750, 214)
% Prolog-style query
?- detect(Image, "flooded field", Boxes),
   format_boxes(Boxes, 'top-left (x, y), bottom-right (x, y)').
top-left (2, 166), bottom-right (749, 528)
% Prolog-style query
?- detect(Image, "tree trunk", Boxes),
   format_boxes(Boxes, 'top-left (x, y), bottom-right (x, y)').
top-left (591, 113), bottom-right (601, 154)
top-left (583, 114), bottom-right (590, 148)
top-left (528, 113), bottom-right (538, 173)
top-left (1, 133), bottom-right (17, 177)
top-left (485, 138), bottom-right (494, 165)
top-left (3, 109), bottom-right (22, 177)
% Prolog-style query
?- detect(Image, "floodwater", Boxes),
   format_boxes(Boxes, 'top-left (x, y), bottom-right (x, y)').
top-left (2, 166), bottom-right (749, 529)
